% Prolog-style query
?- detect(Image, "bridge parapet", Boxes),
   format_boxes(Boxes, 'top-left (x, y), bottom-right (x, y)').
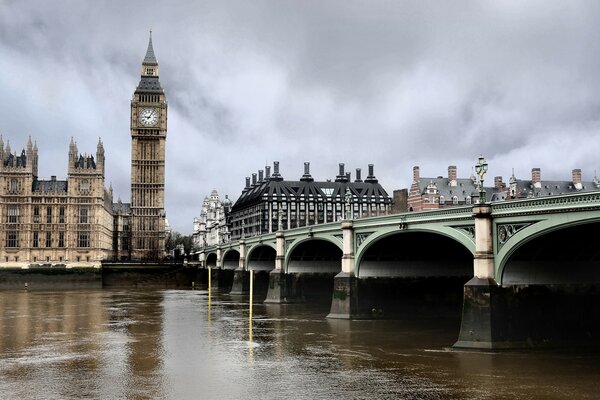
top-left (491, 191), bottom-right (600, 216)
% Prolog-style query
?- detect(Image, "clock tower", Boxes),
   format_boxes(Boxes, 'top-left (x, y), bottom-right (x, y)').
top-left (130, 32), bottom-right (167, 260)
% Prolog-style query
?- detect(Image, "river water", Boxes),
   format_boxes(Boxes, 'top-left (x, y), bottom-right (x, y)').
top-left (0, 288), bottom-right (599, 399)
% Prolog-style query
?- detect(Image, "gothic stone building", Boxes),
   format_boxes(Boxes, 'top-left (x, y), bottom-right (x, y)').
top-left (0, 34), bottom-right (167, 266)
top-left (0, 137), bottom-right (114, 266)
top-left (229, 162), bottom-right (392, 241)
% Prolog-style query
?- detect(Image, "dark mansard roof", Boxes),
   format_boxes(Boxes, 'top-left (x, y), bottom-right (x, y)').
top-left (232, 179), bottom-right (391, 211)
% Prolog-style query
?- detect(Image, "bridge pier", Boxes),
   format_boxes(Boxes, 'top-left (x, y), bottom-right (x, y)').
top-left (455, 204), bottom-right (499, 348)
top-left (328, 220), bottom-right (367, 319)
top-left (230, 240), bottom-right (250, 295)
top-left (265, 231), bottom-right (292, 303)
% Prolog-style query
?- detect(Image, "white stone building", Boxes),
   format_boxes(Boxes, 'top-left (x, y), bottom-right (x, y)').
top-left (192, 190), bottom-right (232, 250)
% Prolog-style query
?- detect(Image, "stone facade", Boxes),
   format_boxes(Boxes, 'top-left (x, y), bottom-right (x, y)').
top-left (0, 137), bottom-right (114, 266)
top-left (192, 190), bottom-right (232, 250)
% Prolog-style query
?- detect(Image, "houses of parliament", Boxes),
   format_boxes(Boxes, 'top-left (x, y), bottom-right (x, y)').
top-left (0, 34), bottom-right (167, 266)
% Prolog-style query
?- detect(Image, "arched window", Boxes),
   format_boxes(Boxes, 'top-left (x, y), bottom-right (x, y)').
top-left (466, 196), bottom-right (472, 205)
top-left (439, 195), bottom-right (445, 204)
top-left (452, 196), bottom-right (458, 204)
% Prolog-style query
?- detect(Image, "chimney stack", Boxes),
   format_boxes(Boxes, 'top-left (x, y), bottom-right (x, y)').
top-left (365, 164), bottom-right (378, 183)
top-left (413, 166), bottom-right (420, 183)
top-left (448, 165), bottom-right (457, 187)
top-left (265, 166), bottom-right (271, 179)
top-left (252, 173), bottom-right (257, 185)
top-left (346, 172), bottom-right (351, 182)
top-left (335, 163), bottom-right (347, 182)
top-left (271, 161), bottom-right (283, 181)
top-left (572, 168), bottom-right (582, 190)
top-left (300, 162), bottom-right (314, 182)
top-left (258, 170), bottom-right (264, 182)
top-left (355, 168), bottom-right (362, 182)
top-left (245, 177), bottom-right (251, 188)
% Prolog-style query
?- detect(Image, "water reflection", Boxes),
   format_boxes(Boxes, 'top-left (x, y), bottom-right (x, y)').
top-left (1, 289), bottom-right (600, 399)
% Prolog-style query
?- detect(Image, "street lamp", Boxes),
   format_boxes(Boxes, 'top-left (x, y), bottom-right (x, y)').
top-left (475, 155), bottom-right (488, 204)
top-left (344, 187), bottom-right (352, 220)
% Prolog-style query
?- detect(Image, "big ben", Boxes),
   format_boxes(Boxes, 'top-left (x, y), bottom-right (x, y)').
top-left (130, 32), bottom-right (167, 260)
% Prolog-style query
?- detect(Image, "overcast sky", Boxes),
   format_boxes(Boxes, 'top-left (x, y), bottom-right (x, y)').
top-left (1, 1), bottom-right (600, 233)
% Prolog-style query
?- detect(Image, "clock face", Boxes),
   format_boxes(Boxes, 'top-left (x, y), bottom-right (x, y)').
top-left (139, 107), bottom-right (159, 127)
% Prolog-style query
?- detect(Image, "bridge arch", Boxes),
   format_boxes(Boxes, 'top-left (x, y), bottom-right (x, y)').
top-left (498, 219), bottom-right (600, 285)
top-left (356, 228), bottom-right (474, 278)
top-left (205, 252), bottom-right (218, 268)
top-left (246, 244), bottom-right (276, 271)
top-left (285, 238), bottom-right (343, 274)
top-left (222, 249), bottom-right (240, 270)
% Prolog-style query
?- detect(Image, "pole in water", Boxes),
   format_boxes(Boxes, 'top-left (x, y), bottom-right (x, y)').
top-left (208, 267), bottom-right (212, 292)
top-left (249, 269), bottom-right (254, 315)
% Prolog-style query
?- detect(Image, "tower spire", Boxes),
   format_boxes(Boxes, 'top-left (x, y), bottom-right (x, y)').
top-left (143, 30), bottom-right (158, 66)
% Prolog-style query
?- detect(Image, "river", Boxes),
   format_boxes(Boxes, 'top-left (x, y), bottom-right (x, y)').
top-left (0, 288), bottom-right (598, 399)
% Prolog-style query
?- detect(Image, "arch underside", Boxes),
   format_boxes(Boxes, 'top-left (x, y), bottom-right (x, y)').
top-left (287, 239), bottom-right (343, 274)
top-left (205, 253), bottom-right (217, 267)
top-left (358, 231), bottom-right (473, 278)
top-left (222, 250), bottom-right (240, 270)
top-left (247, 245), bottom-right (276, 271)
top-left (501, 221), bottom-right (600, 285)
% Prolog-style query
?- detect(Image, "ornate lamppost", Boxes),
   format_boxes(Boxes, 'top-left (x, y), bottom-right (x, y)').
top-left (344, 187), bottom-right (352, 220)
top-left (475, 155), bottom-right (488, 204)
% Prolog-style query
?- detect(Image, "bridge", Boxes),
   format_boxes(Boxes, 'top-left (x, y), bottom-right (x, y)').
top-left (198, 191), bottom-right (600, 349)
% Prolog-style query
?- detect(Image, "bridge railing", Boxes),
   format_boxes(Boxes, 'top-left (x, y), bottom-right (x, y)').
top-left (491, 191), bottom-right (600, 216)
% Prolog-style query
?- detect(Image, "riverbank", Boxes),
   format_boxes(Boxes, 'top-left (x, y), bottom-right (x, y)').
top-left (0, 263), bottom-right (201, 289)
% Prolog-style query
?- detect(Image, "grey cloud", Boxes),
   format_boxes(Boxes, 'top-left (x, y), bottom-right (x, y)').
top-left (2, 1), bottom-right (600, 232)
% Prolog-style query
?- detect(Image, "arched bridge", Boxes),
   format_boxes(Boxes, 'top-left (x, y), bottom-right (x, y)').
top-left (199, 191), bottom-right (600, 349)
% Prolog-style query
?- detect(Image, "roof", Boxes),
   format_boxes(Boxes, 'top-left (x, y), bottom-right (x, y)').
top-left (143, 32), bottom-right (158, 66)
top-left (415, 175), bottom-right (600, 202)
top-left (135, 76), bottom-right (163, 93)
top-left (33, 179), bottom-right (67, 193)
top-left (232, 178), bottom-right (391, 211)
top-left (113, 202), bottom-right (131, 213)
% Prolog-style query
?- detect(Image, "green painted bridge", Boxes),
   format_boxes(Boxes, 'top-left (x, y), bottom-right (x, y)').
top-left (199, 191), bottom-right (600, 349)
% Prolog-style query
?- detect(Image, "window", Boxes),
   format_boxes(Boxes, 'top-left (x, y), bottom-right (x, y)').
top-left (33, 232), bottom-right (39, 248)
top-left (78, 232), bottom-right (89, 248)
top-left (7, 205), bottom-right (18, 223)
top-left (81, 179), bottom-right (89, 193)
top-left (453, 196), bottom-right (458, 205)
top-left (33, 206), bottom-right (40, 223)
top-left (59, 206), bottom-right (65, 223)
top-left (79, 207), bottom-right (89, 224)
top-left (46, 206), bottom-right (52, 223)
top-left (10, 178), bottom-right (18, 192)
top-left (58, 232), bottom-right (65, 248)
top-left (439, 196), bottom-right (445, 205)
top-left (6, 231), bottom-right (19, 247)
top-left (466, 196), bottom-right (472, 205)
top-left (45, 232), bottom-right (52, 247)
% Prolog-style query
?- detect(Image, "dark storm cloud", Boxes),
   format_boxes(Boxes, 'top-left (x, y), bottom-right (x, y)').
top-left (1, 1), bottom-right (600, 232)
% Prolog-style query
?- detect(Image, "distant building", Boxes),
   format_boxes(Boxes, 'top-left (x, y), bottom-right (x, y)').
top-left (407, 165), bottom-right (600, 212)
top-left (228, 162), bottom-right (392, 241)
top-left (192, 190), bottom-right (232, 250)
